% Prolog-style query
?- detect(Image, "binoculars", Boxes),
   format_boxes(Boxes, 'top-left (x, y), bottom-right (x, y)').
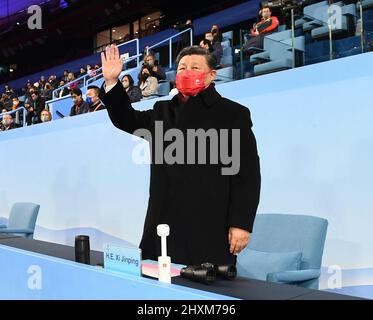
top-left (180, 263), bottom-right (237, 285)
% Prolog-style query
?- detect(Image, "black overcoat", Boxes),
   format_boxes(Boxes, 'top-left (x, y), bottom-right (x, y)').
top-left (100, 81), bottom-right (261, 265)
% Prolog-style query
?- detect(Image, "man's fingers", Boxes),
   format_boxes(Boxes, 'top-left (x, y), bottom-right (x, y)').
top-left (230, 238), bottom-right (238, 254)
top-left (105, 45), bottom-right (110, 61)
top-left (233, 239), bottom-right (243, 255)
top-left (114, 45), bottom-right (120, 60)
top-left (228, 230), bottom-right (232, 244)
top-left (101, 52), bottom-right (107, 64)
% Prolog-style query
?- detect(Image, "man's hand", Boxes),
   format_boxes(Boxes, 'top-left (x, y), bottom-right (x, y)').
top-left (228, 227), bottom-right (251, 255)
top-left (101, 44), bottom-right (123, 86)
top-left (142, 68), bottom-right (150, 75)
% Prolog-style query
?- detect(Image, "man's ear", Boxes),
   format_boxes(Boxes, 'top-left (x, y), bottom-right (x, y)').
top-left (210, 70), bottom-right (217, 81)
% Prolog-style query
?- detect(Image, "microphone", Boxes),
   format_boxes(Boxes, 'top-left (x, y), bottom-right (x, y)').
top-left (157, 224), bottom-right (171, 284)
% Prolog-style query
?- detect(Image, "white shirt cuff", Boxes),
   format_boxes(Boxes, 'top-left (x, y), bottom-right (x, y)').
top-left (104, 82), bottom-right (117, 93)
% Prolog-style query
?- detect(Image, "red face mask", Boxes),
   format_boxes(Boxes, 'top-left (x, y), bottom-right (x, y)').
top-left (176, 70), bottom-right (208, 96)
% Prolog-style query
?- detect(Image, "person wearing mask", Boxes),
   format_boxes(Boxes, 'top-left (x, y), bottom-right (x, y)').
top-left (200, 39), bottom-right (213, 52)
top-left (86, 86), bottom-right (105, 112)
top-left (39, 76), bottom-right (46, 88)
top-left (79, 68), bottom-right (87, 77)
top-left (42, 83), bottom-right (53, 101)
top-left (143, 54), bottom-right (166, 81)
top-left (86, 64), bottom-right (95, 77)
top-left (211, 24), bottom-right (223, 43)
top-left (67, 72), bottom-right (78, 91)
top-left (121, 75), bottom-right (142, 103)
top-left (12, 97), bottom-right (25, 126)
top-left (61, 70), bottom-right (69, 82)
top-left (56, 80), bottom-right (70, 98)
top-left (12, 97), bottom-right (24, 110)
top-left (69, 88), bottom-right (89, 116)
top-left (243, 6), bottom-right (279, 54)
top-left (1, 114), bottom-right (19, 131)
top-left (205, 32), bottom-right (223, 66)
top-left (138, 65), bottom-right (158, 98)
top-left (40, 109), bottom-right (52, 123)
top-left (27, 91), bottom-right (45, 125)
top-left (48, 75), bottom-right (58, 89)
top-left (99, 44), bottom-right (261, 266)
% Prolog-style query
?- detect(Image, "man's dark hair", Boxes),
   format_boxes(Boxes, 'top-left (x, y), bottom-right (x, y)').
top-left (87, 85), bottom-right (100, 96)
top-left (261, 5), bottom-right (271, 11)
top-left (176, 46), bottom-right (217, 70)
top-left (121, 74), bottom-right (135, 87)
top-left (31, 91), bottom-right (39, 96)
top-left (71, 88), bottom-right (82, 96)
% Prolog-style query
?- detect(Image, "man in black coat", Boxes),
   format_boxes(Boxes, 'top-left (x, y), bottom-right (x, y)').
top-left (100, 44), bottom-right (261, 266)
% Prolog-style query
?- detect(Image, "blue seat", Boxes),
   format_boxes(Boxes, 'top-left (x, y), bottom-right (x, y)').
top-left (220, 40), bottom-right (233, 66)
top-left (165, 70), bottom-right (176, 82)
top-left (311, 3), bottom-right (357, 39)
top-left (237, 213), bottom-right (328, 289)
top-left (295, 1), bottom-right (329, 30)
top-left (253, 34), bottom-right (305, 75)
top-left (0, 203), bottom-right (40, 239)
top-left (215, 66), bottom-right (234, 83)
top-left (157, 81), bottom-right (171, 96)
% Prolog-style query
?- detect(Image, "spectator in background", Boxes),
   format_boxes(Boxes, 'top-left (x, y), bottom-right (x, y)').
top-left (27, 91), bottom-right (45, 124)
top-left (200, 39), bottom-right (213, 52)
top-left (211, 24), bottom-right (223, 42)
top-left (243, 6), bottom-right (279, 54)
top-left (0, 93), bottom-right (12, 111)
top-left (86, 86), bottom-right (105, 112)
top-left (4, 84), bottom-right (14, 96)
top-left (61, 70), bottom-right (69, 82)
top-left (86, 64), bottom-right (94, 77)
top-left (33, 82), bottom-right (41, 92)
top-left (56, 80), bottom-right (70, 98)
top-left (12, 97), bottom-right (24, 125)
top-left (79, 68), bottom-right (87, 77)
top-left (42, 83), bottom-right (53, 101)
top-left (121, 74), bottom-right (142, 103)
top-left (67, 72), bottom-right (78, 90)
top-left (174, 18), bottom-right (194, 58)
top-left (1, 114), bottom-right (19, 131)
top-left (39, 76), bottom-right (46, 88)
top-left (69, 88), bottom-right (89, 116)
top-left (205, 32), bottom-right (223, 66)
top-left (48, 75), bottom-right (58, 88)
top-left (40, 109), bottom-right (52, 123)
top-left (12, 97), bottom-right (24, 110)
top-left (138, 65), bottom-right (158, 98)
top-left (143, 53), bottom-right (166, 81)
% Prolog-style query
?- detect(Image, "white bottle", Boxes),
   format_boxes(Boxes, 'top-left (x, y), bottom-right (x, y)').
top-left (157, 224), bottom-right (171, 284)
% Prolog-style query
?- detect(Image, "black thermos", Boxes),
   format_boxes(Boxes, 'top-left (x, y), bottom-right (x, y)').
top-left (75, 235), bottom-right (90, 264)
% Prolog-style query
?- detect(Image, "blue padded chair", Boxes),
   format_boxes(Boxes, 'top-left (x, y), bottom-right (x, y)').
top-left (157, 81), bottom-right (171, 96)
top-left (0, 203), bottom-right (40, 239)
top-left (253, 35), bottom-right (305, 75)
top-left (237, 213), bottom-right (328, 289)
top-left (311, 2), bottom-right (357, 39)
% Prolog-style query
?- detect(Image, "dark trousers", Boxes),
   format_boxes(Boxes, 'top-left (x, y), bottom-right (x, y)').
top-left (243, 35), bottom-right (264, 54)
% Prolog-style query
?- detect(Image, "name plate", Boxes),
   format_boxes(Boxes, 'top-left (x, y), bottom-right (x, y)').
top-left (104, 244), bottom-right (142, 277)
